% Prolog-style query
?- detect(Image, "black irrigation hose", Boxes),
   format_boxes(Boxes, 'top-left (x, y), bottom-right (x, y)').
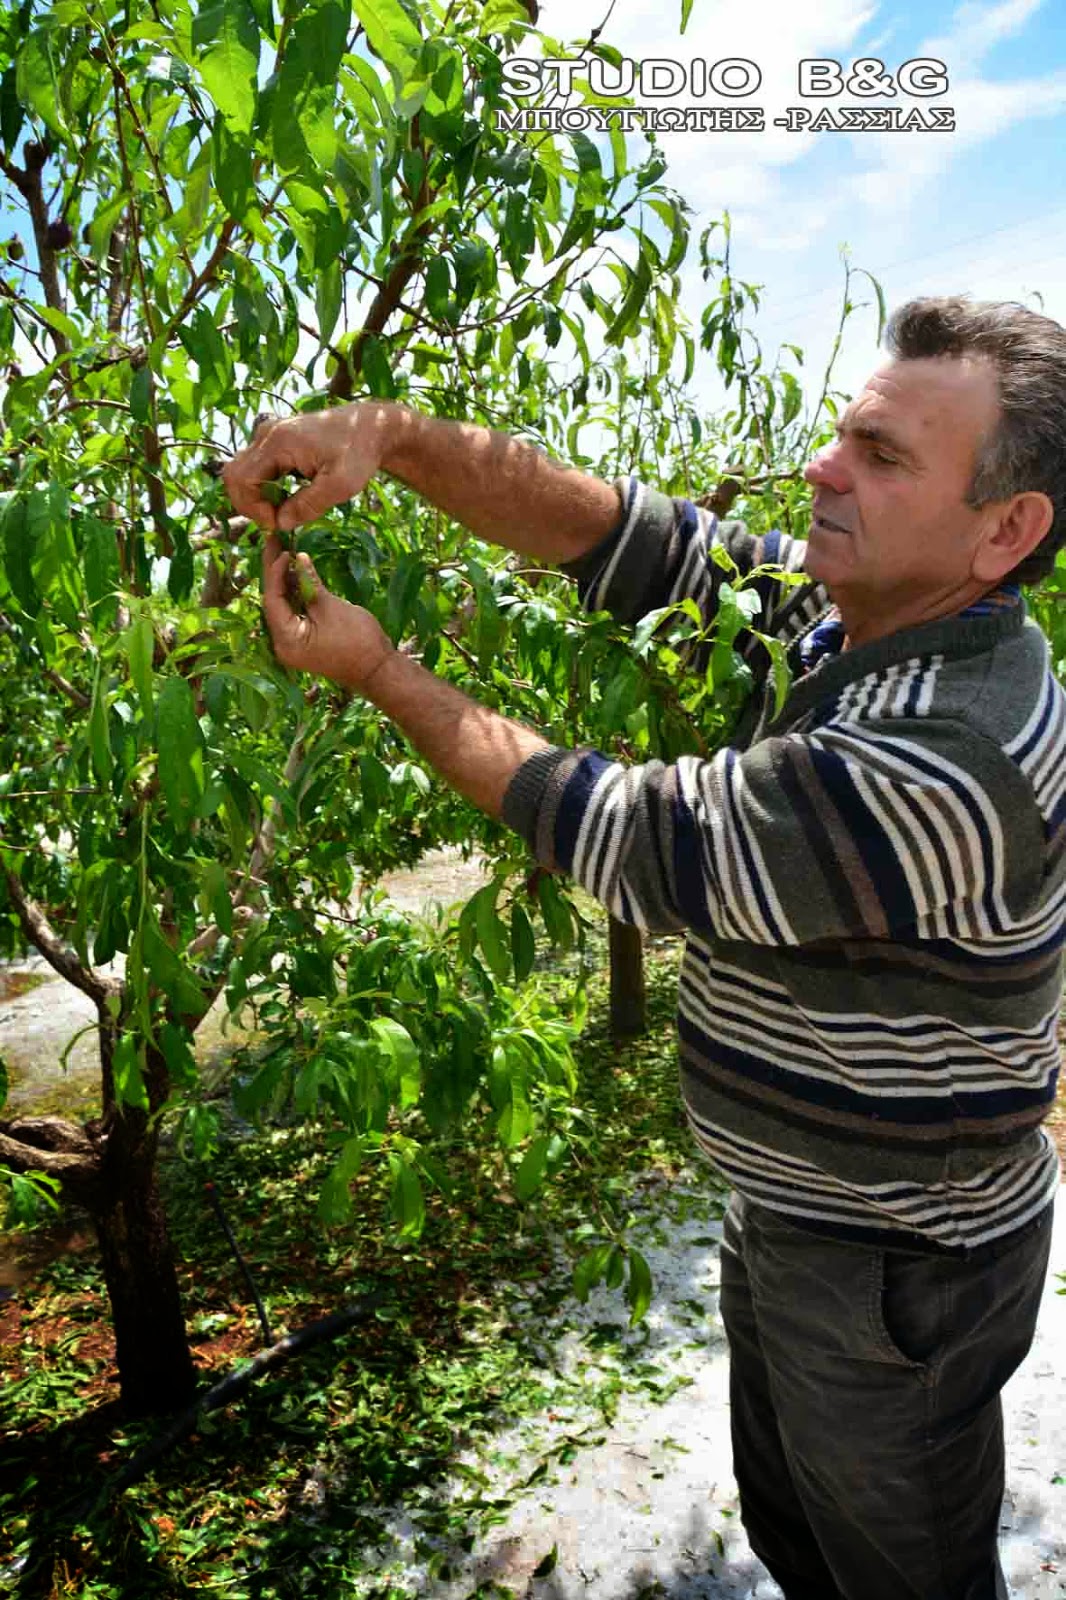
top-left (204, 1179), bottom-right (274, 1345)
top-left (75, 1298), bottom-right (378, 1518)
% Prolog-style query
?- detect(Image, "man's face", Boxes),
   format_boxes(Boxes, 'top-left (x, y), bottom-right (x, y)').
top-left (802, 355), bottom-right (1003, 634)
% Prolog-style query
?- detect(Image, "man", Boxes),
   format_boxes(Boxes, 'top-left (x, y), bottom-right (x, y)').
top-left (224, 296), bottom-right (1064, 1600)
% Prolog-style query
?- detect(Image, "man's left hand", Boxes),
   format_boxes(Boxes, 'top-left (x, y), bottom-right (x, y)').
top-left (261, 533), bottom-right (393, 691)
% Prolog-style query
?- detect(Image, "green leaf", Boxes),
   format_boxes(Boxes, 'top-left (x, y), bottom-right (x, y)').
top-left (15, 29), bottom-right (68, 144)
top-left (159, 1022), bottom-right (197, 1087)
top-left (359, 333), bottom-right (395, 398)
top-left (389, 1154), bottom-right (426, 1238)
top-left (605, 249), bottom-right (653, 346)
top-left (273, 0), bottom-right (349, 172)
top-left (680, 0), bottom-right (695, 32)
top-left (141, 917), bottom-right (207, 1020)
top-left (538, 874), bottom-right (574, 951)
top-left (514, 1133), bottom-right (551, 1201)
top-left (315, 258), bottom-right (342, 346)
top-left (501, 188), bottom-right (535, 279)
top-left (211, 115), bottom-right (254, 219)
top-left (510, 901), bottom-right (535, 982)
top-left (37, 306), bottom-right (80, 343)
top-left (127, 614), bottom-right (155, 709)
top-left (81, 514), bottom-right (120, 629)
top-left (424, 255), bottom-right (451, 321)
top-left (358, 752), bottom-right (390, 807)
top-left (199, 858), bottom-right (233, 937)
top-left (0, 66), bottom-right (24, 152)
top-left (478, 0), bottom-right (527, 31)
top-left (318, 1135), bottom-right (365, 1225)
top-left (0, 1053), bottom-right (8, 1111)
top-left (178, 306), bottom-right (234, 408)
top-left (385, 552), bottom-right (426, 638)
top-left (780, 369), bottom-right (802, 427)
top-left (471, 882), bottom-right (510, 981)
top-left (498, 1092), bottom-right (533, 1148)
top-left (86, 194), bottom-right (128, 263)
top-left (605, 1244), bottom-right (625, 1290)
top-left (763, 634), bottom-right (791, 720)
top-left (88, 672), bottom-right (113, 786)
top-left (0, 497), bottom-right (41, 617)
top-left (573, 1241), bottom-right (613, 1302)
top-left (569, 130), bottom-right (603, 203)
top-left (27, 486), bottom-right (81, 629)
top-left (191, 0), bottom-right (260, 135)
top-left (531, 1546), bottom-right (558, 1579)
top-left (130, 364), bottom-right (152, 425)
top-left (156, 676), bottom-right (205, 829)
top-left (625, 1246), bottom-right (653, 1324)
top-left (111, 1035), bottom-right (149, 1111)
top-left (369, 1016), bottom-right (421, 1107)
top-left (352, 0), bottom-right (421, 76)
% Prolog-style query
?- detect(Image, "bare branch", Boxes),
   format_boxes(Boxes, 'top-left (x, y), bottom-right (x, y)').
top-left (0, 1118), bottom-right (101, 1190)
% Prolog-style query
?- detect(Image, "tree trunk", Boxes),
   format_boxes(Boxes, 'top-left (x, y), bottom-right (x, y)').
top-left (91, 1135), bottom-right (197, 1415)
top-left (608, 916), bottom-right (646, 1038)
top-left (91, 1041), bottom-right (197, 1416)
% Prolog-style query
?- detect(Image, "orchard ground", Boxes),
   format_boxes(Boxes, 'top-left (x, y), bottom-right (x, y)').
top-left (1, 851), bottom-right (1064, 1599)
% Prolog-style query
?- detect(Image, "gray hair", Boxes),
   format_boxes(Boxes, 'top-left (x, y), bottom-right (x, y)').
top-left (884, 296), bottom-right (1066, 586)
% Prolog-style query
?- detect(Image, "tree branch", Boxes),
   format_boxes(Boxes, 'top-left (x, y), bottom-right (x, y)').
top-left (163, 219), bottom-right (237, 343)
top-left (0, 613), bottom-right (92, 709)
top-left (331, 118), bottom-right (438, 401)
top-left (0, 146), bottom-right (68, 359)
top-left (106, 220), bottom-right (130, 338)
top-left (0, 856), bottom-right (121, 1006)
top-left (183, 726), bottom-right (306, 975)
top-left (0, 1118), bottom-right (101, 1191)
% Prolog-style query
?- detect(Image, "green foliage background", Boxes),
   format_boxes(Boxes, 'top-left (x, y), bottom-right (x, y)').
top-left (0, 0), bottom-right (836, 1272)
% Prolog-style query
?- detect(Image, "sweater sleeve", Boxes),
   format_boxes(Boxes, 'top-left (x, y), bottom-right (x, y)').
top-left (501, 717), bottom-right (1045, 942)
top-left (561, 476), bottom-right (818, 642)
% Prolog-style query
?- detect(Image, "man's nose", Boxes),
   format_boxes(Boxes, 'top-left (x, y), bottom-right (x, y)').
top-left (804, 441), bottom-right (851, 495)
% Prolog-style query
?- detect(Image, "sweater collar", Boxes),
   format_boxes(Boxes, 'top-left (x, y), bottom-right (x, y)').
top-left (780, 589), bottom-right (1027, 723)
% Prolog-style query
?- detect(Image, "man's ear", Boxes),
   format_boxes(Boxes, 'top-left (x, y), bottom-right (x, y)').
top-left (972, 491), bottom-right (1054, 584)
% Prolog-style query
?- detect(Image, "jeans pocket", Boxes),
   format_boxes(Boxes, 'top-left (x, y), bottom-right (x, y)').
top-left (869, 1248), bottom-right (947, 1372)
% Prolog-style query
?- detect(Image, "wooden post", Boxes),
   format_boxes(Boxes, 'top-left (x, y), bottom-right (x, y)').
top-left (608, 915), bottom-right (647, 1038)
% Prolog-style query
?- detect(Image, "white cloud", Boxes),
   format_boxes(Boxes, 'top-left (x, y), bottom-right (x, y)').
top-left (921, 0), bottom-right (1046, 72)
top-left (524, 0), bottom-right (1066, 433)
top-left (816, 0), bottom-right (1060, 222)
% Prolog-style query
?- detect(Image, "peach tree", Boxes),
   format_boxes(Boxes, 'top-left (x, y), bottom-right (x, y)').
top-left (0, 0), bottom-right (810, 1413)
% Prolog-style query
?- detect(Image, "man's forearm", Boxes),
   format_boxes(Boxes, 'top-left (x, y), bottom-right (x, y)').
top-left (361, 646), bottom-right (549, 819)
top-left (377, 405), bottom-right (622, 565)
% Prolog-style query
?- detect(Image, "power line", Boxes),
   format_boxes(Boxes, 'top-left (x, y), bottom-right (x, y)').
top-left (733, 203), bottom-right (1066, 324)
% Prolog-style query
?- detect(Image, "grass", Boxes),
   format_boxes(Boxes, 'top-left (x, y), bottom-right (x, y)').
top-left (0, 936), bottom-right (722, 1600)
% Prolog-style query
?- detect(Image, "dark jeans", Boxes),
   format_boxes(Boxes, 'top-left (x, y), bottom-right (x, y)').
top-left (719, 1190), bottom-right (1054, 1600)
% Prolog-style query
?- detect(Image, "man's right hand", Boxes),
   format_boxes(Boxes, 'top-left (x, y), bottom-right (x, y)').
top-left (222, 402), bottom-right (396, 533)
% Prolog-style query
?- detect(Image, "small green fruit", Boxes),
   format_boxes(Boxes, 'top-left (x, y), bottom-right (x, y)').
top-left (260, 478), bottom-right (289, 508)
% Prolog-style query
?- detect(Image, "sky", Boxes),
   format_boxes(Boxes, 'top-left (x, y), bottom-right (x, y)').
top-left (530, 0), bottom-right (1066, 409)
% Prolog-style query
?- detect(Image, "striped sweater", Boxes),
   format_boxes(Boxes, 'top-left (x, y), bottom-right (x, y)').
top-left (503, 478), bottom-right (1064, 1251)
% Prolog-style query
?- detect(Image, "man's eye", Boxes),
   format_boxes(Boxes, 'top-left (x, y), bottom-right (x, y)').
top-left (871, 450), bottom-right (896, 466)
